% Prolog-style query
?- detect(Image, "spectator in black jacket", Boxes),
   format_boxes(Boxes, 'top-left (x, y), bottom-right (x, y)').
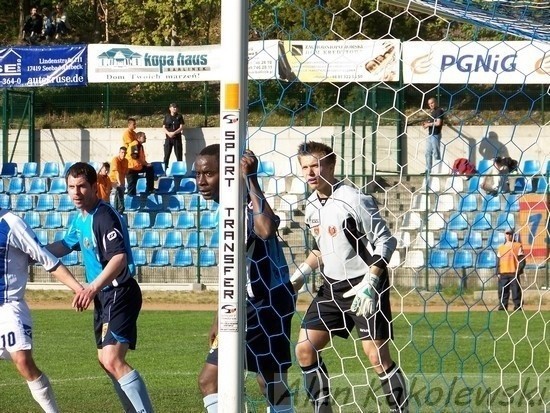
top-left (22, 6), bottom-right (43, 45)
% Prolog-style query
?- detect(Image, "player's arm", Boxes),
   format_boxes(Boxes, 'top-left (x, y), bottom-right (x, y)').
top-left (290, 249), bottom-right (322, 291)
top-left (45, 240), bottom-right (73, 258)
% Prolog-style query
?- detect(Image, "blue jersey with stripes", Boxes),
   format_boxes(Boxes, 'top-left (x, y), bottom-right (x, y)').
top-left (62, 200), bottom-right (135, 285)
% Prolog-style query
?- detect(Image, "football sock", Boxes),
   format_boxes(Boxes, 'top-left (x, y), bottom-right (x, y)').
top-left (109, 373), bottom-right (136, 412)
top-left (378, 362), bottom-right (409, 412)
top-left (301, 359), bottom-right (332, 413)
top-left (27, 373), bottom-right (59, 413)
top-left (118, 369), bottom-right (154, 413)
top-left (203, 393), bottom-right (218, 413)
top-left (266, 377), bottom-right (293, 412)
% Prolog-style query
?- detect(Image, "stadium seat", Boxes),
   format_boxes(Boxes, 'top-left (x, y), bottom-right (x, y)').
top-left (156, 177), bottom-right (175, 195)
top-left (453, 250), bottom-right (473, 268)
top-left (144, 194), bottom-right (163, 211)
top-left (477, 250), bottom-right (497, 268)
top-left (124, 195), bottom-right (141, 212)
top-left (287, 177), bottom-right (307, 194)
top-left (199, 211), bottom-right (218, 229)
top-left (132, 212), bottom-right (151, 229)
top-left (410, 194), bottom-right (430, 211)
top-left (471, 212), bottom-right (492, 231)
top-left (429, 250), bottom-right (449, 268)
top-left (464, 231), bottom-right (483, 249)
top-left (265, 177), bottom-right (284, 195)
top-left (163, 230), bottom-right (183, 248)
top-left (63, 211), bottom-right (78, 227)
top-left (520, 159), bottom-right (541, 176)
top-left (208, 231), bottom-right (219, 248)
top-left (481, 195), bottom-right (501, 212)
top-left (53, 230), bottom-right (66, 242)
top-left (175, 212), bottom-right (195, 229)
top-left (503, 194), bottom-right (520, 212)
top-left (401, 211), bottom-right (422, 231)
top-left (443, 176), bottom-right (464, 193)
top-left (447, 212), bottom-right (468, 231)
top-left (48, 177), bottom-right (68, 194)
top-left (467, 176), bottom-right (481, 193)
top-left (133, 249), bottom-right (148, 267)
top-left (56, 194), bottom-right (75, 212)
top-left (23, 211), bottom-right (41, 229)
top-left (489, 231), bottom-right (505, 249)
top-left (136, 178), bottom-right (148, 196)
top-left (536, 177), bottom-right (548, 194)
top-left (388, 250), bottom-right (401, 269)
top-left (62, 161), bottom-right (76, 177)
top-left (0, 194), bottom-right (11, 209)
top-left (257, 160), bottom-right (275, 177)
top-left (167, 161), bottom-right (187, 177)
top-left (128, 230), bottom-right (138, 247)
top-left (13, 194), bottom-right (34, 212)
top-left (513, 177), bottom-right (533, 193)
top-left (188, 194), bottom-right (207, 211)
top-left (43, 212), bottom-right (63, 229)
top-left (7, 177), bottom-right (25, 194)
top-left (21, 162), bottom-right (39, 178)
top-left (140, 230), bottom-right (161, 248)
top-left (434, 194), bottom-right (455, 212)
top-left (152, 212), bottom-right (173, 229)
top-left (403, 250), bottom-right (425, 268)
top-left (420, 176), bottom-right (441, 193)
top-left (61, 251), bottom-right (80, 266)
top-left (176, 178), bottom-right (197, 194)
top-left (35, 194), bottom-right (55, 212)
top-left (40, 162), bottom-right (60, 178)
top-left (34, 229), bottom-right (48, 245)
top-left (173, 249), bottom-right (193, 267)
top-left (0, 179), bottom-right (4, 193)
top-left (151, 161), bottom-right (166, 179)
top-left (199, 249), bottom-right (217, 267)
top-left (412, 231), bottom-right (435, 249)
top-left (150, 250), bottom-right (170, 267)
top-left (458, 193), bottom-right (477, 212)
top-left (27, 177), bottom-right (48, 194)
top-left (185, 231), bottom-right (206, 248)
top-left (0, 162), bottom-right (18, 178)
top-left (167, 194), bottom-right (186, 211)
top-left (495, 212), bottom-right (515, 231)
top-left (422, 213), bottom-right (445, 231)
top-left (477, 159), bottom-right (493, 175)
top-left (393, 231), bottom-right (411, 249)
top-left (88, 161), bottom-right (102, 172)
top-left (438, 231), bottom-right (459, 249)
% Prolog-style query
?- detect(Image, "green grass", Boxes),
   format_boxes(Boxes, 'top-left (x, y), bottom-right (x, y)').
top-left (1, 309), bottom-right (548, 412)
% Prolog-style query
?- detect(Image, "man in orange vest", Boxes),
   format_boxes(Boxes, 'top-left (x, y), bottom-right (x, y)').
top-left (496, 228), bottom-right (525, 311)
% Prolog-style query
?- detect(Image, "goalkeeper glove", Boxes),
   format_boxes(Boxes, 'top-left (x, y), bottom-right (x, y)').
top-left (290, 263), bottom-right (312, 292)
top-left (343, 273), bottom-right (380, 317)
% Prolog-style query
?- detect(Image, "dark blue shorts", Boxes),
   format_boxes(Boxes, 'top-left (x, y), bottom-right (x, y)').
top-left (206, 283), bottom-right (295, 374)
top-left (94, 277), bottom-right (142, 350)
top-left (300, 273), bottom-right (393, 340)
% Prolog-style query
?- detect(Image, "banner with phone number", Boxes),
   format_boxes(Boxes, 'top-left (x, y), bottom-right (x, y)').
top-left (0, 45), bottom-right (86, 88)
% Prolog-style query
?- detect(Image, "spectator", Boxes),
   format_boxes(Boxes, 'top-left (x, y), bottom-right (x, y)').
top-left (162, 103), bottom-right (185, 170)
top-left (22, 6), bottom-right (43, 45)
top-left (481, 157), bottom-right (511, 196)
top-left (122, 118), bottom-right (137, 148)
top-left (126, 132), bottom-right (154, 196)
top-left (496, 228), bottom-right (525, 311)
top-left (96, 162), bottom-right (112, 202)
top-left (110, 147), bottom-right (129, 214)
top-left (41, 7), bottom-right (54, 41)
top-left (53, 3), bottom-right (71, 39)
top-left (422, 97), bottom-right (445, 173)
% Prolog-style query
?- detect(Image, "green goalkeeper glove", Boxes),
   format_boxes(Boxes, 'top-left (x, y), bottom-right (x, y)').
top-left (343, 273), bottom-right (380, 317)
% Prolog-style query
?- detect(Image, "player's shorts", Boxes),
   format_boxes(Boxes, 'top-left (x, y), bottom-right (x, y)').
top-left (0, 300), bottom-right (33, 360)
top-left (301, 273), bottom-right (393, 341)
top-left (206, 283), bottom-right (295, 374)
top-left (94, 277), bottom-right (142, 350)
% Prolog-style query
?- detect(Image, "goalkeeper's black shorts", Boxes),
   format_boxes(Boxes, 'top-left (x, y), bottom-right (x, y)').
top-left (300, 274), bottom-right (393, 341)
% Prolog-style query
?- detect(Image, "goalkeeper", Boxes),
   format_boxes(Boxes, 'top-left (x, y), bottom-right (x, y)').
top-left (292, 141), bottom-right (408, 413)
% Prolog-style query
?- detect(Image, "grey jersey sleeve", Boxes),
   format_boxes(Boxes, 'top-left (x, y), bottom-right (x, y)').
top-left (356, 194), bottom-right (396, 261)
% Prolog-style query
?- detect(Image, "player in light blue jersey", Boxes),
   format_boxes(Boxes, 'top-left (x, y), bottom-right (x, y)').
top-left (0, 208), bottom-right (89, 413)
top-left (47, 162), bottom-right (154, 413)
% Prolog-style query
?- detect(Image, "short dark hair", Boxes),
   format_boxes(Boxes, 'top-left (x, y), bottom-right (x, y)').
top-left (102, 162), bottom-right (110, 169)
top-left (119, 146), bottom-right (127, 151)
top-left (297, 141), bottom-right (336, 165)
top-left (66, 162), bottom-right (97, 185)
top-left (136, 131), bottom-right (146, 140)
top-left (128, 117), bottom-right (136, 124)
top-left (199, 144), bottom-right (220, 161)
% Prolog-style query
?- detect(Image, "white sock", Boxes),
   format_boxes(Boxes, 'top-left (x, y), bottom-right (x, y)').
top-left (203, 393), bottom-right (218, 413)
top-left (267, 405), bottom-right (293, 412)
top-left (27, 373), bottom-right (59, 413)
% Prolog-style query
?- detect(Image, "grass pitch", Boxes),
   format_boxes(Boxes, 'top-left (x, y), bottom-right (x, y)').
top-left (0, 308), bottom-right (548, 412)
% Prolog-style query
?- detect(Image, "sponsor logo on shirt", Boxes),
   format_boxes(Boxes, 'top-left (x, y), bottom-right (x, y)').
top-left (107, 230), bottom-right (117, 241)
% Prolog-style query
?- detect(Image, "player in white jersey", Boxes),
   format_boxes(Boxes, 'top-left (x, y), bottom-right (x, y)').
top-left (291, 141), bottom-right (408, 413)
top-left (0, 209), bottom-right (90, 413)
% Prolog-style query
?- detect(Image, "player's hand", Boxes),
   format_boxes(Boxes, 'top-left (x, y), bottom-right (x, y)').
top-left (241, 150), bottom-right (259, 178)
top-left (72, 285), bottom-right (97, 311)
top-left (290, 263), bottom-right (312, 292)
top-left (343, 273), bottom-right (380, 317)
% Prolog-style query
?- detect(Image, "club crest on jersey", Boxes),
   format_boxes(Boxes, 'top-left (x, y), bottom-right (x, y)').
top-left (328, 226), bottom-right (337, 237)
top-left (83, 237), bottom-right (91, 249)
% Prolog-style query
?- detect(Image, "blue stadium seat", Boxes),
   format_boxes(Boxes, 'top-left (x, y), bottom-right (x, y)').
top-left (176, 178), bottom-right (197, 194)
top-left (0, 194), bottom-right (10, 209)
top-left (438, 231), bottom-right (459, 249)
top-left (175, 212), bottom-right (195, 229)
top-left (481, 195), bottom-right (501, 212)
top-left (34, 229), bottom-right (48, 245)
top-left (150, 250), bottom-right (170, 267)
top-left (23, 211), bottom-right (41, 229)
top-left (49, 177), bottom-right (68, 194)
top-left (128, 230), bottom-right (138, 247)
top-left (503, 194), bottom-right (520, 212)
top-left (464, 231), bottom-right (482, 249)
top-left (87, 161), bottom-right (102, 172)
top-left (458, 194), bottom-right (477, 212)
top-left (495, 212), bottom-right (515, 231)
top-left (124, 195), bottom-right (141, 212)
top-left (536, 177), bottom-right (548, 194)
top-left (208, 231), bottom-right (219, 248)
top-left (513, 177), bottom-right (533, 193)
top-left (13, 194), bottom-right (34, 212)
top-left (151, 161), bottom-right (166, 179)
top-left (163, 230), bottom-right (183, 248)
top-left (199, 249), bottom-right (217, 267)
top-left (471, 212), bottom-right (492, 231)
top-left (43, 212), bottom-right (63, 229)
top-left (136, 178), bottom-right (148, 196)
top-left (35, 194), bottom-right (55, 212)
top-left (53, 230), bottom-right (66, 242)
top-left (132, 212), bottom-right (151, 229)
top-left (152, 212), bottom-right (173, 229)
top-left (61, 251), bottom-right (79, 266)
top-left (447, 212), bottom-right (468, 231)
top-left (466, 176), bottom-right (481, 193)
top-left (56, 194), bottom-right (75, 212)
top-left (62, 161), bottom-right (76, 177)
top-left (186, 231), bottom-right (206, 248)
top-left (27, 177), bottom-right (47, 195)
top-left (188, 194), bottom-right (207, 211)
top-left (477, 250), bottom-right (497, 268)
top-left (477, 159), bottom-right (493, 175)
top-left (140, 230), bottom-right (161, 248)
top-left (0, 179), bottom-right (4, 193)
top-left (40, 162), bottom-right (60, 178)
top-left (489, 231), bottom-right (505, 249)
top-left (167, 161), bottom-right (187, 177)
top-left (257, 160), bottom-right (275, 177)
top-left (167, 195), bottom-right (186, 211)
top-left (520, 159), bottom-right (541, 176)
top-left (173, 249), bottom-right (193, 267)
top-left (156, 177), bottom-right (175, 195)
top-left (0, 162), bottom-right (18, 178)
top-left (7, 177), bottom-right (25, 194)
top-left (144, 194), bottom-right (163, 211)
top-left (133, 249), bottom-right (148, 267)
top-left (453, 250), bottom-right (473, 268)
top-left (63, 211), bottom-right (78, 227)
top-left (21, 162), bottom-right (39, 178)
top-left (199, 211), bottom-right (218, 229)
top-left (429, 250), bottom-right (449, 268)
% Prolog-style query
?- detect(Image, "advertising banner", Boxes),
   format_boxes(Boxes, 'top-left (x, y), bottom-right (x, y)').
top-left (403, 41), bottom-right (550, 84)
top-left (0, 45), bottom-right (86, 88)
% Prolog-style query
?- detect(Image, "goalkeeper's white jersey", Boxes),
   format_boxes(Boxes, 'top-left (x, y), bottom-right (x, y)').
top-left (304, 183), bottom-right (396, 281)
top-left (0, 209), bottom-right (60, 304)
